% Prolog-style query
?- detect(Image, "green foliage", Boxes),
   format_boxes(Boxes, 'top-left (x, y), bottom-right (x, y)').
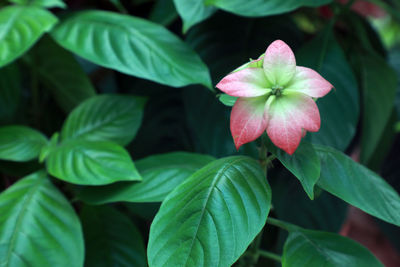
top-left (297, 29), bottom-right (359, 151)
top-left (269, 141), bottom-right (320, 199)
top-left (77, 152), bottom-right (215, 204)
top-left (148, 156), bottom-right (271, 267)
top-left (51, 10), bottom-right (211, 88)
top-left (45, 140), bottom-right (141, 185)
top-left (0, 0), bottom-right (399, 265)
top-left (0, 5), bottom-right (58, 67)
top-left (315, 145), bottom-right (400, 227)
top-left (283, 228), bottom-right (383, 267)
top-left (0, 171), bottom-right (84, 267)
top-left (61, 95), bottom-right (146, 146)
top-left (81, 205), bottom-right (147, 267)
top-left (26, 37), bottom-right (96, 112)
top-left (205, 0), bottom-right (332, 17)
top-left (0, 126), bottom-right (48, 161)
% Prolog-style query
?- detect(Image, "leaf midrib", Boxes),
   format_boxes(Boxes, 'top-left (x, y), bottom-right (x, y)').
top-left (181, 158), bottom-right (245, 267)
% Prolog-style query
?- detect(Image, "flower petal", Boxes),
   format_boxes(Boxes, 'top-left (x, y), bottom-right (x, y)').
top-left (285, 66), bottom-right (333, 98)
top-left (263, 40), bottom-right (296, 87)
top-left (216, 68), bottom-right (270, 97)
top-left (266, 93), bottom-right (320, 154)
top-left (230, 96), bottom-right (268, 149)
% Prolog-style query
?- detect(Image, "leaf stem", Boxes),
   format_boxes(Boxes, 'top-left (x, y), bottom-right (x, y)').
top-left (266, 217), bottom-right (297, 232)
top-left (258, 250), bottom-right (282, 263)
top-left (109, 0), bottom-right (128, 14)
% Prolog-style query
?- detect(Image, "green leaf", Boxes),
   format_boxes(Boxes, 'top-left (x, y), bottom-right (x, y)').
top-left (0, 170), bottom-right (84, 267)
top-left (9, 0), bottom-right (66, 8)
top-left (61, 95), bottom-right (146, 146)
top-left (173, 0), bottom-right (216, 33)
top-left (268, 141), bottom-right (320, 199)
top-left (27, 36), bottom-right (96, 113)
top-left (205, 0), bottom-right (332, 17)
top-left (283, 228), bottom-right (383, 267)
top-left (0, 64), bottom-right (21, 123)
top-left (77, 152), bottom-right (215, 204)
top-left (297, 29), bottom-right (359, 151)
top-left (218, 94), bottom-right (237, 107)
top-left (0, 5), bottom-right (58, 67)
top-left (0, 126), bottom-right (48, 162)
top-left (149, 0), bottom-right (178, 26)
top-left (357, 54), bottom-right (397, 164)
top-left (81, 205), bottom-right (146, 267)
top-left (50, 10), bottom-right (211, 88)
top-left (315, 144), bottom-right (400, 226)
top-left (148, 156), bottom-right (271, 267)
top-left (46, 140), bottom-right (142, 185)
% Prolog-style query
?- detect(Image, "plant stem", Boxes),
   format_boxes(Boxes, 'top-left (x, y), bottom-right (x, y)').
top-left (266, 217), bottom-right (297, 232)
top-left (258, 250), bottom-right (282, 263)
top-left (109, 0), bottom-right (128, 14)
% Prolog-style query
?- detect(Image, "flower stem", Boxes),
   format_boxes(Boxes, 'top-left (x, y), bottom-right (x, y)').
top-left (258, 250), bottom-right (282, 263)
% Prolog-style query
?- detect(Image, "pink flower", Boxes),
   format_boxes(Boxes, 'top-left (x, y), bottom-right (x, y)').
top-left (216, 40), bottom-right (333, 155)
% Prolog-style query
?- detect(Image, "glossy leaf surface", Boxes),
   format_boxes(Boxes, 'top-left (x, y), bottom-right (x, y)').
top-left (78, 152), bottom-right (215, 204)
top-left (148, 156), bottom-right (271, 267)
top-left (0, 126), bottom-right (47, 162)
top-left (0, 171), bottom-right (84, 267)
top-left (61, 95), bottom-right (146, 146)
top-left (51, 10), bottom-right (211, 87)
top-left (46, 140), bottom-right (141, 185)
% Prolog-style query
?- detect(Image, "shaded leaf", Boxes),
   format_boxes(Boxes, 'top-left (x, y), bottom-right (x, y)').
top-left (27, 36), bottom-right (96, 112)
top-left (283, 228), bottom-right (383, 267)
top-left (81, 205), bottom-right (146, 267)
top-left (205, 0), bottom-right (332, 17)
top-left (315, 144), bottom-right (400, 226)
top-left (297, 29), bottom-right (359, 151)
top-left (173, 0), bottom-right (216, 33)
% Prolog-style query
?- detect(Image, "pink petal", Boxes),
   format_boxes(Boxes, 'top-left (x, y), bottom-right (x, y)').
top-left (263, 40), bottom-right (296, 87)
top-left (216, 68), bottom-right (270, 97)
top-left (285, 66), bottom-right (333, 98)
top-left (230, 97), bottom-right (268, 149)
top-left (266, 93), bottom-right (320, 155)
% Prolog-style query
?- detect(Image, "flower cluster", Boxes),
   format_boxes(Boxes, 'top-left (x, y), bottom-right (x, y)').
top-left (216, 40), bottom-right (333, 155)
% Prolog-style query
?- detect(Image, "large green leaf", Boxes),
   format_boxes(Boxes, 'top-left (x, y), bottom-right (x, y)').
top-left (149, 0), bottom-right (178, 26)
top-left (10, 0), bottom-right (66, 8)
top-left (0, 170), bottom-right (84, 267)
top-left (46, 140), bottom-right (141, 185)
top-left (357, 54), bottom-right (397, 164)
top-left (0, 126), bottom-right (48, 162)
top-left (315, 144), bottom-right (400, 226)
top-left (283, 228), bottom-right (383, 267)
top-left (205, 0), bottom-right (332, 17)
top-left (50, 10), bottom-right (211, 88)
top-left (148, 156), bottom-right (271, 267)
top-left (77, 152), bottom-right (215, 204)
top-left (0, 64), bottom-right (20, 123)
top-left (27, 36), bottom-right (96, 112)
top-left (297, 29), bottom-right (359, 151)
top-left (81, 205), bottom-right (146, 267)
top-left (173, 0), bottom-right (216, 33)
top-left (0, 5), bottom-right (58, 67)
top-left (61, 95), bottom-right (146, 146)
top-left (268, 141), bottom-right (320, 200)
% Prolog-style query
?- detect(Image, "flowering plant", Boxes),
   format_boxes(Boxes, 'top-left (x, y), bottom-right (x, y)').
top-left (0, 0), bottom-right (399, 266)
